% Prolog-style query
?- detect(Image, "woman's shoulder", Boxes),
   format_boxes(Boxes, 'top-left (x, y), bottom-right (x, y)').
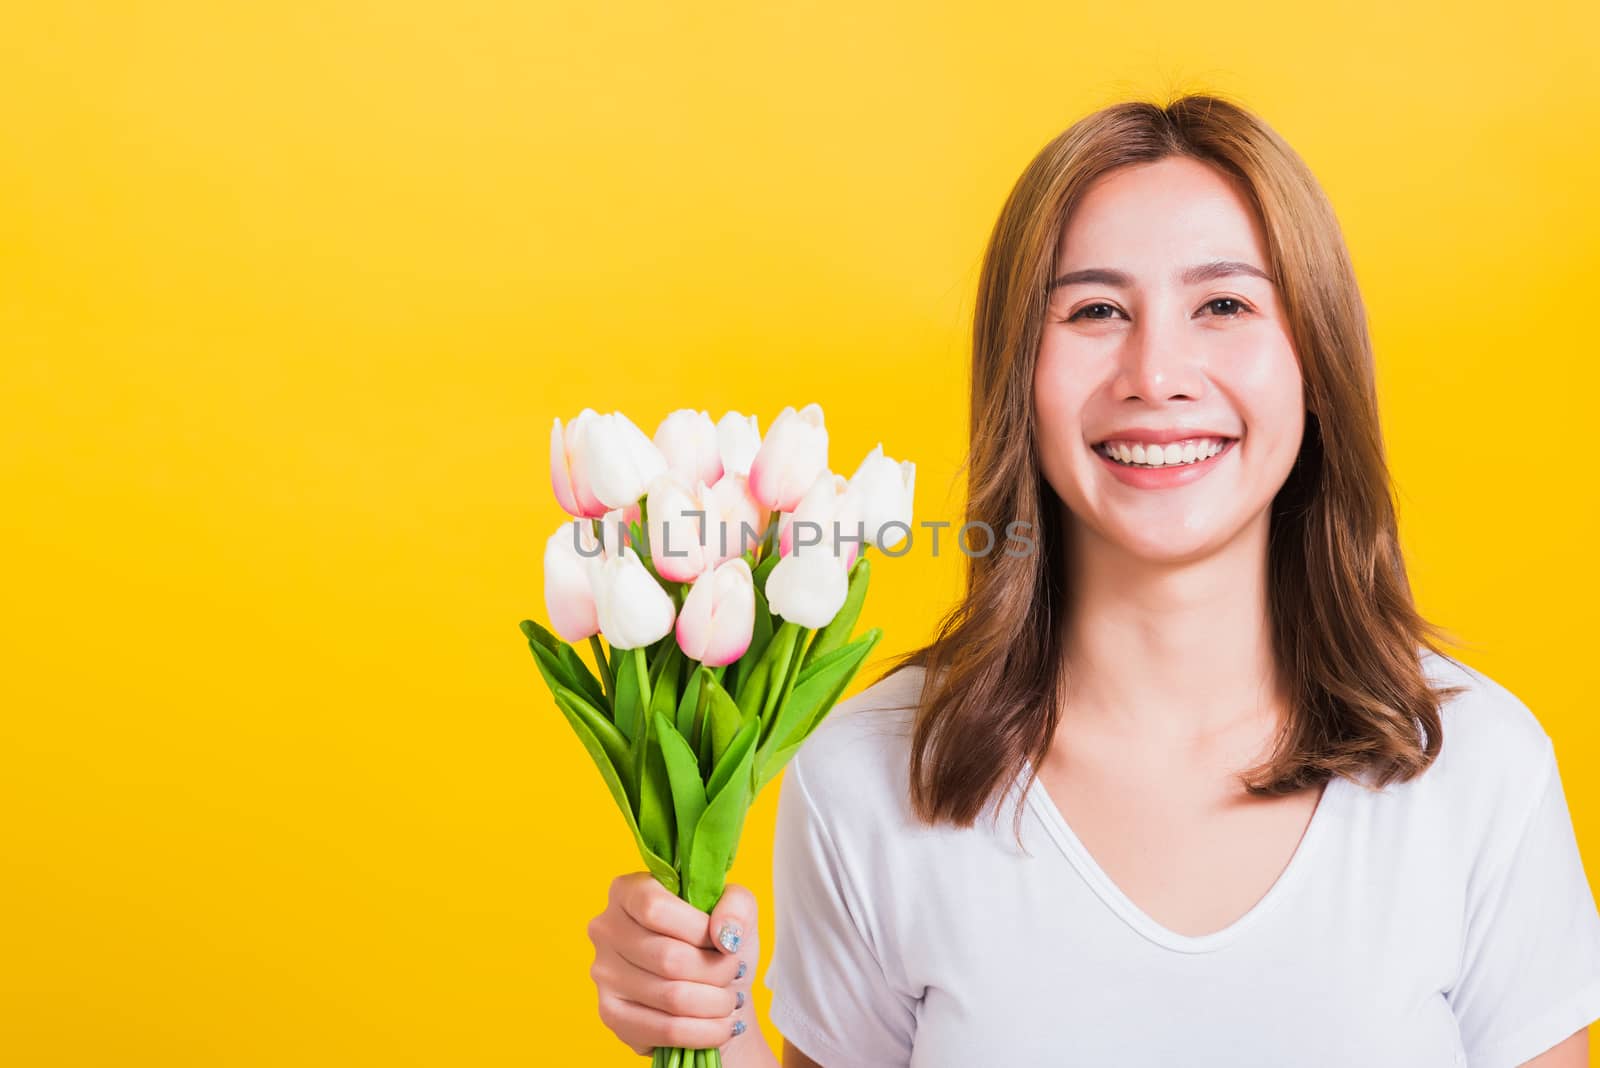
top-left (1364, 648), bottom-right (1560, 831)
top-left (781, 662), bottom-right (925, 823)
top-left (1419, 647), bottom-right (1556, 783)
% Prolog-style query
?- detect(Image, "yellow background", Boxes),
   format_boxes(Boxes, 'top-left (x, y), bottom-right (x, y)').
top-left (3, 2), bottom-right (1598, 1063)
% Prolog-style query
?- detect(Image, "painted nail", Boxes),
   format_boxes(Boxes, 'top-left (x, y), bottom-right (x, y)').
top-left (735, 990), bottom-right (745, 1009)
top-left (717, 922), bottom-right (743, 954)
top-left (731, 1019), bottom-right (746, 1037)
top-left (735, 961), bottom-right (747, 981)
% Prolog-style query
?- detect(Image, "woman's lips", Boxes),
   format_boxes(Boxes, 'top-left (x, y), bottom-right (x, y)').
top-left (1092, 437), bottom-right (1237, 489)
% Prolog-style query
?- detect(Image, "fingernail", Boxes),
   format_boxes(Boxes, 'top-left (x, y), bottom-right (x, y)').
top-left (717, 921), bottom-right (742, 954)
top-left (735, 961), bottom-right (747, 981)
top-left (735, 990), bottom-right (745, 1009)
top-left (731, 1019), bottom-right (746, 1037)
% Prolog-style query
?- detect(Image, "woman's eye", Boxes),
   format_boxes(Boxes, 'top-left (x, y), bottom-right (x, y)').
top-left (1066, 302), bottom-right (1123, 322)
top-left (1202, 297), bottom-right (1252, 317)
top-left (1063, 298), bottom-right (1253, 323)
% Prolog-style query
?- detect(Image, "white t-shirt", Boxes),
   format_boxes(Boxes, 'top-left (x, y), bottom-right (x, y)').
top-left (762, 649), bottom-right (1600, 1067)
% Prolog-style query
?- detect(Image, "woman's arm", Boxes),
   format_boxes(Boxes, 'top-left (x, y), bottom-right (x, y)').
top-left (782, 1038), bottom-right (824, 1068)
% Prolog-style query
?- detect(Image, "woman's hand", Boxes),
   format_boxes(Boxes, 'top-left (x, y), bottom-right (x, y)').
top-left (588, 872), bottom-right (760, 1058)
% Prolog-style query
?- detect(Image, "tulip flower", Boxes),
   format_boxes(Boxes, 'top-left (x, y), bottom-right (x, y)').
top-left (654, 409), bottom-right (724, 492)
top-left (646, 474), bottom-right (716, 583)
top-left (551, 410), bottom-right (609, 519)
top-left (748, 403), bottom-right (828, 512)
top-left (716, 411), bottom-right (761, 478)
top-left (543, 520), bottom-right (603, 642)
top-left (585, 411), bottom-right (668, 510)
top-left (587, 545), bottom-right (676, 649)
top-left (764, 545), bottom-right (851, 628)
top-left (777, 471), bottom-right (861, 569)
top-left (675, 557), bottom-right (756, 666)
top-left (842, 443), bottom-right (916, 551)
top-left (600, 502), bottom-right (640, 560)
top-left (704, 471), bottom-right (768, 565)
top-left (523, 402), bottom-right (907, 1068)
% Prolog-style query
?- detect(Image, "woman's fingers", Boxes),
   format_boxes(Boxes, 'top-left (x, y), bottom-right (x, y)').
top-left (615, 871), bottom-right (718, 948)
top-left (597, 991), bottom-right (746, 1055)
top-left (592, 947), bottom-right (740, 1020)
top-left (612, 929), bottom-right (743, 987)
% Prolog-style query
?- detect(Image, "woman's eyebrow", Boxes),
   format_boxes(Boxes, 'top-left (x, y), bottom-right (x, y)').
top-left (1048, 260), bottom-right (1276, 291)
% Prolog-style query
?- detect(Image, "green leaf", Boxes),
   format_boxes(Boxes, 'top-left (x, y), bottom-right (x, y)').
top-left (734, 620), bottom-right (801, 725)
top-left (653, 711), bottom-right (707, 871)
top-left (728, 576), bottom-right (774, 700)
top-left (756, 628), bottom-right (882, 791)
top-left (757, 626), bottom-right (812, 751)
top-left (558, 642), bottom-right (607, 712)
top-left (523, 634), bottom-right (573, 701)
top-left (676, 665), bottom-right (708, 740)
top-left (549, 684), bottom-right (632, 794)
top-left (752, 545), bottom-right (782, 593)
top-left (520, 618), bottom-right (562, 655)
top-left (702, 673), bottom-right (746, 774)
top-left (621, 648), bottom-right (664, 850)
top-left (648, 642), bottom-right (684, 727)
top-left (613, 643), bottom-right (650, 743)
top-left (707, 715), bottom-right (759, 806)
top-left (801, 554), bottom-right (871, 671)
top-left (636, 703), bottom-right (676, 867)
top-left (549, 686), bottom-right (677, 893)
top-left (685, 717), bottom-right (760, 912)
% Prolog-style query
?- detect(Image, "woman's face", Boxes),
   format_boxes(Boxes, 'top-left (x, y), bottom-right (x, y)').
top-left (1034, 156), bottom-right (1305, 566)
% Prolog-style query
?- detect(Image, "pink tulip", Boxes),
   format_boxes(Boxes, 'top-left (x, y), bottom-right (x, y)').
top-left (653, 409), bottom-right (724, 492)
top-left (777, 471), bottom-right (860, 569)
top-left (716, 411), bottom-right (762, 478)
top-left (675, 557), bottom-right (756, 667)
top-left (543, 520), bottom-right (603, 642)
top-left (598, 503), bottom-right (640, 559)
top-left (747, 403), bottom-right (829, 512)
top-left (646, 474), bottom-right (716, 583)
top-left (550, 410), bottom-right (608, 519)
top-left (704, 472), bottom-right (768, 565)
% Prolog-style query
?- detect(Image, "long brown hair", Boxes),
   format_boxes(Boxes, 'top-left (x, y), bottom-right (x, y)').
top-left (874, 91), bottom-right (1469, 843)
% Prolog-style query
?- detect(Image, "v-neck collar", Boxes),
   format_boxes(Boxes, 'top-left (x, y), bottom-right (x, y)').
top-left (1017, 756), bottom-right (1349, 954)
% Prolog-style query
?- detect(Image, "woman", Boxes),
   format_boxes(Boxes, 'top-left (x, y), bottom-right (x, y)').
top-left (583, 93), bottom-right (1600, 1066)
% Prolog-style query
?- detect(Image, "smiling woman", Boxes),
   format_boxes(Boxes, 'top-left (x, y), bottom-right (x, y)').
top-left (584, 92), bottom-right (1600, 1068)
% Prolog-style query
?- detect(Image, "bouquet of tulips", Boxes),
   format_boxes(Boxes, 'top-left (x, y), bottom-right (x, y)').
top-left (521, 403), bottom-right (914, 1068)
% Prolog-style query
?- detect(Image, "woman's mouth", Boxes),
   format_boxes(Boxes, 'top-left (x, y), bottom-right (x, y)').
top-left (1090, 435), bottom-right (1238, 487)
top-left (1093, 436), bottom-right (1235, 469)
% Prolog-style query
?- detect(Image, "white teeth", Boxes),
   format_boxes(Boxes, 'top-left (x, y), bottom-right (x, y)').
top-left (1099, 437), bottom-right (1228, 468)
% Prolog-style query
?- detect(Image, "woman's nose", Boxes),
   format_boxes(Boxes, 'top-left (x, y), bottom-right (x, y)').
top-left (1111, 317), bottom-right (1206, 402)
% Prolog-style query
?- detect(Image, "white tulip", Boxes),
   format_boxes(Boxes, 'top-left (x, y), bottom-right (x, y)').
top-left (777, 471), bottom-right (859, 568)
top-left (583, 411), bottom-right (668, 510)
top-left (842, 443), bottom-right (915, 550)
top-left (587, 546), bottom-right (676, 649)
top-left (764, 547), bottom-right (850, 629)
top-left (654, 409), bottom-right (724, 492)
top-left (716, 411), bottom-right (762, 478)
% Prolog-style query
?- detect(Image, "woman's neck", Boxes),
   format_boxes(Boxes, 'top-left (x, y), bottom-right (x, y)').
top-left (1057, 508), bottom-right (1283, 752)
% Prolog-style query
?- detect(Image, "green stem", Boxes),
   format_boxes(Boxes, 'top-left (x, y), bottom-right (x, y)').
top-left (588, 635), bottom-right (613, 705)
top-left (751, 508), bottom-right (782, 567)
top-left (692, 674), bottom-right (712, 776)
